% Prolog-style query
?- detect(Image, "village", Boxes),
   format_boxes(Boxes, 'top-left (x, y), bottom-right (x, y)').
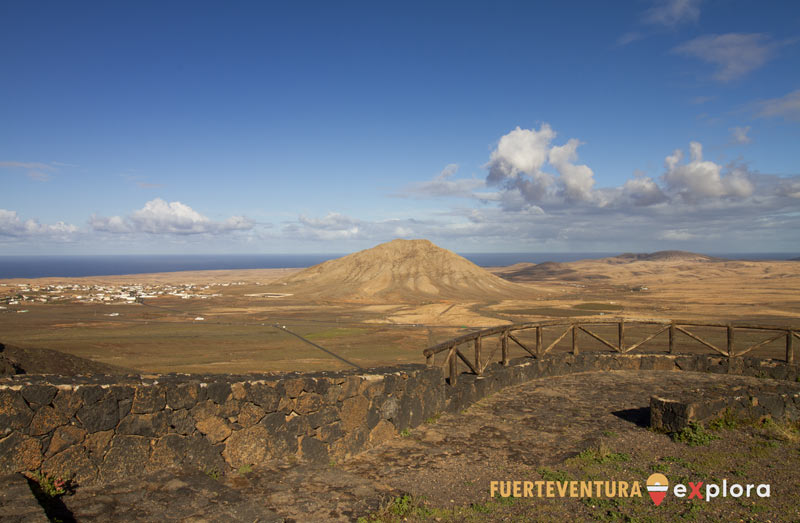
top-left (0, 281), bottom-right (247, 308)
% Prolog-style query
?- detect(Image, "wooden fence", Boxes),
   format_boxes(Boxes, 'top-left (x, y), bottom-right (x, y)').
top-left (422, 319), bottom-right (799, 385)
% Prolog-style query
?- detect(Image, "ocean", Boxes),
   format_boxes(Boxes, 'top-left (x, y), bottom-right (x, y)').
top-left (0, 252), bottom-right (796, 279)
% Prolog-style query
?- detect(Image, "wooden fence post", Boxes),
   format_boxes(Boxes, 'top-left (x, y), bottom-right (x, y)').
top-left (536, 326), bottom-right (542, 357)
top-left (727, 324), bottom-right (734, 358)
top-left (787, 331), bottom-right (795, 364)
top-left (572, 324), bottom-right (579, 355)
top-left (474, 336), bottom-right (482, 375)
top-left (426, 354), bottom-right (433, 366)
top-left (618, 320), bottom-right (625, 352)
top-left (669, 323), bottom-right (675, 354)
top-left (449, 350), bottom-right (458, 385)
top-left (501, 331), bottom-right (509, 366)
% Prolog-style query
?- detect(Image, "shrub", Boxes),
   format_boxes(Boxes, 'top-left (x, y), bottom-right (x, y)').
top-left (708, 409), bottom-right (740, 430)
top-left (205, 467), bottom-right (221, 480)
top-left (30, 471), bottom-right (69, 498)
top-left (671, 422), bottom-right (718, 446)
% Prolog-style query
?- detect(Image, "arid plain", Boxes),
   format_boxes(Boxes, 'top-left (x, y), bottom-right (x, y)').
top-left (1, 240), bottom-right (798, 374)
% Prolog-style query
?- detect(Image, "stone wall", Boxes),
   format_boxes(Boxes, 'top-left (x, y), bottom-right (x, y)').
top-left (651, 382), bottom-right (800, 432)
top-left (0, 365), bottom-right (446, 486)
top-left (1, 353), bottom-right (798, 486)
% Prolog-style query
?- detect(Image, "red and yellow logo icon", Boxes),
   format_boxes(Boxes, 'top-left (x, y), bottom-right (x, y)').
top-left (646, 473), bottom-right (668, 506)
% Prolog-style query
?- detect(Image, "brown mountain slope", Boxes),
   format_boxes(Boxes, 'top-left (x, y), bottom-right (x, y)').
top-left (493, 261), bottom-right (586, 282)
top-left (273, 239), bottom-right (533, 301)
top-left (0, 343), bottom-right (133, 376)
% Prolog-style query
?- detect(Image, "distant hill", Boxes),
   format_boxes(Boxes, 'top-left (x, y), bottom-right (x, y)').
top-left (491, 250), bottom-right (721, 284)
top-left (273, 239), bottom-right (533, 301)
top-left (493, 261), bottom-right (610, 282)
top-left (610, 251), bottom-right (719, 263)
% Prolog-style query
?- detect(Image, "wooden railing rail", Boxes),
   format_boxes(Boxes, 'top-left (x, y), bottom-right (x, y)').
top-left (422, 319), bottom-right (798, 385)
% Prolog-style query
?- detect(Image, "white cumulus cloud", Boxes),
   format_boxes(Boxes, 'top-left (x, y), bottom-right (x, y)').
top-left (485, 124), bottom-right (600, 206)
top-left (480, 128), bottom-right (770, 212)
top-left (622, 176), bottom-right (668, 206)
top-left (0, 209), bottom-right (77, 238)
top-left (485, 125), bottom-right (556, 201)
top-left (549, 139), bottom-right (596, 203)
top-left (295, 212), bottom-right (362, 240)
top-left (90, 198), bottom-right (254, 235)
top-left (131, 199), bottom-right (212, 234)
top-left (662, 142), bottom-right (754, 200)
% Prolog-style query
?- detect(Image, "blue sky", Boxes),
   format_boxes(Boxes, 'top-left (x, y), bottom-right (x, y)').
top-left (2, 0), bottom-right (799, 255)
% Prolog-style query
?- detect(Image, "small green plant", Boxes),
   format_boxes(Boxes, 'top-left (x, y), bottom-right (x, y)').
top-left (425, 413), bottom-right (441, 424)
top-left (389, 494), bottom-right (413, 516)
top-left (671, 422), bottom-right (718, 446)
top-left (650, 462), bottom-right (669, 473)
top-left (601, 430), bottom-right (618, 438)
top-left (470, 502), bottom-right (492, 514)
top-left (601, 452), bottom-right (630, 464)
top-left (237, 464), bottom-right (252, 475)
top-left (30, 471), bottom-right (68, 498)
top-left (708, 409), bottom-right (739, 430)
top-left (205, 467), bottom-right (221, 480)
top-left (681, 499), bottom-right (705, 519)
top-left (538, 467), bottom-right (570, 482)
top-left (359, 494), bottom-right (434, 522)
top-left (388, 494), bottom-right (432, 518)
top-left (495, 495), bottom-right (515, 506)
top-left (399, 428), bottom-right (412, 437)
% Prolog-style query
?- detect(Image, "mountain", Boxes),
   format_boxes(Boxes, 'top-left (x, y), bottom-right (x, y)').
top-left (273, 239), bottom-right (532, 301)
